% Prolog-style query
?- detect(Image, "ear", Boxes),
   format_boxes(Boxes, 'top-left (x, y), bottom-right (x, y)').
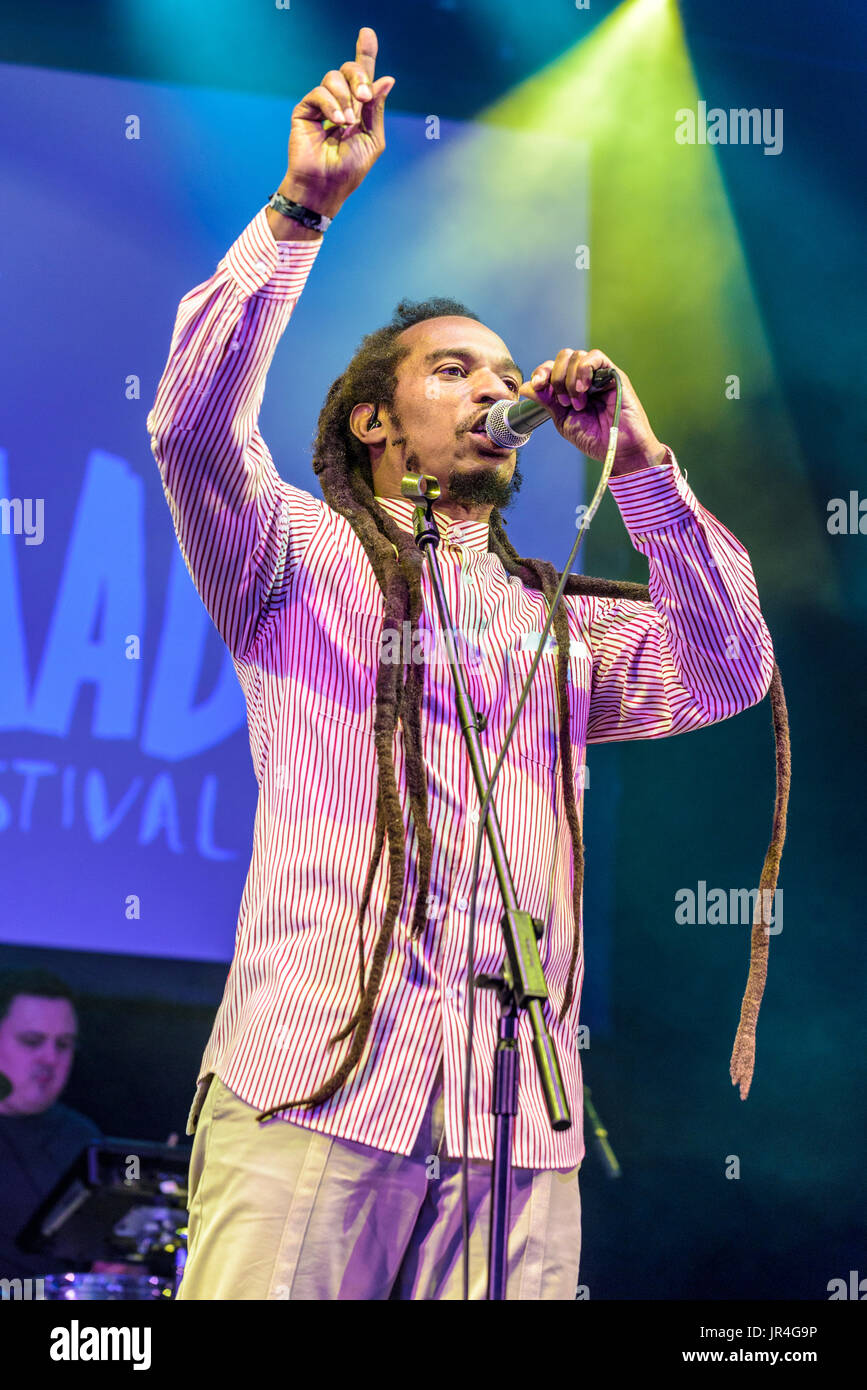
top-left (349, 402), bottom-right (384, 445)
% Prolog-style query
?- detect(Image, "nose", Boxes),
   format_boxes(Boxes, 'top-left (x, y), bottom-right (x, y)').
top-left (470, 368), bottom-right (514, 404)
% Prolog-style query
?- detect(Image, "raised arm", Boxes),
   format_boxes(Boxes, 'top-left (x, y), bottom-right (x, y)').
top-left (515, 348), bottom-right (774, 742)
top-left (583, 452), bottom-right (775, 743)
top-left (146, 27), bottom-right (394, 660)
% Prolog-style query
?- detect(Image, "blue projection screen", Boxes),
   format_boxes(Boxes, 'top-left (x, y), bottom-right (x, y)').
top-left (0, 63), bottom-right (614, 972)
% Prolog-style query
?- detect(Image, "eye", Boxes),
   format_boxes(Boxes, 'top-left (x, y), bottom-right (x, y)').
top-left (439, 364), bottom-right (520, 392)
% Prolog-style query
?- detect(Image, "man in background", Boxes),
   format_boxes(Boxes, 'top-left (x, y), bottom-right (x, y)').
top-left (0, 970), bottom-right (100, 1279)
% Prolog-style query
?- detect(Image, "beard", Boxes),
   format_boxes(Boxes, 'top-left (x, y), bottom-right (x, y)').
top-left (444, 454), bottom-right (524, 510)
top-left (384, 415), bottom-right (524, 511)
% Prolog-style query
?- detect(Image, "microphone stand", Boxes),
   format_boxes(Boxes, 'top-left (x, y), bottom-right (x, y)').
top-left (402, 472), bottom-right (571, 1301)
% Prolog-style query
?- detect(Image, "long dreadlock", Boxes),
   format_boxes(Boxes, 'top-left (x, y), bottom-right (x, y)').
top-left (265, 297), bottom-right (790, 1116)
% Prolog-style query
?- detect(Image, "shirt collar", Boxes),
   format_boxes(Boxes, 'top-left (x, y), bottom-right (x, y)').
top-left (374, 494), bottom-right (490, 553)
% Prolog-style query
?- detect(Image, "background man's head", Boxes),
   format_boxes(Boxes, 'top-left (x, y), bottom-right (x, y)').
top-left (0, 971), bottom-right (79, 1116)
top-left (314, 297), bottom-right (524, 513)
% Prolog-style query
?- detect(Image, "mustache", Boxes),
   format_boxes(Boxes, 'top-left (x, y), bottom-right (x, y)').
top-left (461, 411), bottom-right (490, 436)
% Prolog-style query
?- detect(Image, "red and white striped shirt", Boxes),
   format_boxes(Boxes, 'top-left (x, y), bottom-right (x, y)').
top-left (147, 206), bottom-right (774, 1169)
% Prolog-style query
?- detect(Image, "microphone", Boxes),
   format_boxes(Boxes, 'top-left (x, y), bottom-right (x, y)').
top-left (485, 367), bottom-right (616, 448)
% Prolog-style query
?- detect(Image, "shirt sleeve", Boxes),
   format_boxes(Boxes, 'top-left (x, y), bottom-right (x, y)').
top-left (581, 447), bottom-right (775, 744)
top-left (146, 206), bottom-right (324, 661)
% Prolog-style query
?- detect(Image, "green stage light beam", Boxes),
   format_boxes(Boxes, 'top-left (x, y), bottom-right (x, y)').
top-left (393, 0), bottom-right (834, 604)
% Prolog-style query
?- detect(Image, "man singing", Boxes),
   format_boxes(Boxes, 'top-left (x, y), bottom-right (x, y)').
top-left (147, 27), bottom-right (774, 1300)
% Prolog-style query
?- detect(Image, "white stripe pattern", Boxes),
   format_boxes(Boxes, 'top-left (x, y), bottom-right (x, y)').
top-left (147, 206), bottom-right (775, 1168)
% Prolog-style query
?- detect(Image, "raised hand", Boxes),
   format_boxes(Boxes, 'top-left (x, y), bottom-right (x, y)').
top-left (517, 348), bottom-right (666, 475)
top-left (279, 26), bottom-right (394, 222)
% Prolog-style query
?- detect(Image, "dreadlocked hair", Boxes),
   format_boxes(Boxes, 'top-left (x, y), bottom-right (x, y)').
top-left (264, 297), bottom-right (790, 1118)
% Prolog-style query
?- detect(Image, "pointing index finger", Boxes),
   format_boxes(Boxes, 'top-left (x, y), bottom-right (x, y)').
top-left (356, 26), bottom-right (378, 83)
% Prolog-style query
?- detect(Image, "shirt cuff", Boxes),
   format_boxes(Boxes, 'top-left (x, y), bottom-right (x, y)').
top-left (221, 205), bottom-right (323, 300)
top-left (606, 445), bottom-right (702, 533)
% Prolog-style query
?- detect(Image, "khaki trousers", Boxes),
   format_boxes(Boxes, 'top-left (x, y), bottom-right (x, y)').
top-left (176, 1065), bottom-right (582, 1301)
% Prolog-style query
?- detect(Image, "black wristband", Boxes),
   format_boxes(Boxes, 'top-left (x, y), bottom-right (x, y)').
top-left (267, 191), bottom-right (333, 232)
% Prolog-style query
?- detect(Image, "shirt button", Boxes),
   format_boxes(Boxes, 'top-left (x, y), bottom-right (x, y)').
top-left (456, 897), bottom-right (469, 912)
top-left (254, 259), bottom-right (268, 272)
top-left (445, 987), bottom-right (456, 1001)
top-left (469, 809), bottom-right (479, 823)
